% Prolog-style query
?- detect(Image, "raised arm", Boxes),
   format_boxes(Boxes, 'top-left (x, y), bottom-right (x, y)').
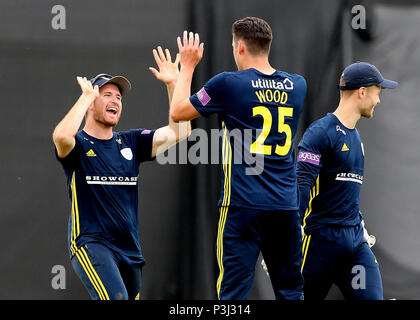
top-left (170, 31), bottom-right (204, 122)
top-left (149, 46), bottom-right (191, 157)
top-left (53, 77), bottom-right (99, 158)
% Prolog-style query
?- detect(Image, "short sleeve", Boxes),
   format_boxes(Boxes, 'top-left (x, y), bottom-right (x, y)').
top-left (189, 72), bottom-right (227, 117)
top-left (54, 142), bottom-right (79, 171)
top-left (131, 129), bottom-right (156, 163)
top-left (296, 75), bottom-right (308, 109)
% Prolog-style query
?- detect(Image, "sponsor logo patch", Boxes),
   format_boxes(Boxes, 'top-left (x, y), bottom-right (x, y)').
top-left (86, 149), bottom-right (97, 157)
top-left (196, 87), bottom-right (211, 106)
top-left (335, 172), bottom-right (363, 184)
top-left (336, 125), bottom-right (346, 135)
top-left (85, 175), bottom-right (138, 185)
top-left (120, 148), bottom-right (133, 161)
top-left (341, 143), bottom-right (350, 152)
top-left (297, 150), bottom-right (321, 166)
top-left (251, 77), bottom-right (294, 90)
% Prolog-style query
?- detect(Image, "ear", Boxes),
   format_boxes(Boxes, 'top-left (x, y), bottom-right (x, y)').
top-left (358, 87), bottom-right (366, 98)
top-left (238, 40), bottom-right (246, 54)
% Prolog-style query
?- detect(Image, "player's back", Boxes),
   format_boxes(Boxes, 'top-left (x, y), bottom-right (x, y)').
top-left (191, 68), bottom-right (307, 210)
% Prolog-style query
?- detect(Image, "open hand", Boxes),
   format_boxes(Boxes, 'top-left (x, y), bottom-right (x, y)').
top-left (177, 31), bottom-right (204, 70)
top-left (77, 76), bottom-right (99, 98)
top-left (149, 47), bottom-right (180, 85)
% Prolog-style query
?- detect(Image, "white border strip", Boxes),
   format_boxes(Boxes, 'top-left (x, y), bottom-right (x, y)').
top-left (335, 177), bottom-right (363, 184)
top-left (86, 181), bottom-right (137, 185)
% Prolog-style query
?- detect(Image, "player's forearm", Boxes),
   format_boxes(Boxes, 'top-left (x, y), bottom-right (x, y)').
top-left (298, 183), bottom-right (312, 223)
top-left (166, 80), bottom-right (176, 106)
top-left (167, 81), bottom-right (179, 127)
top-left (296, 162), bottom-right (320, 222)
top-left (170, 66), bottom-right (194, 122)
top-left (53, 92), bottom-right (96, 144)
top-left (167, 81), bottom-right (191, 140)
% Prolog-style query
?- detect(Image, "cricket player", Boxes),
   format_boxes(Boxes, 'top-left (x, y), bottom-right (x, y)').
top-left (170, 17), bottom-right (307, 300)
top-left (297, 62), bottom-right (398, 299)
top-left (53, 48), bottom-right (190, 299)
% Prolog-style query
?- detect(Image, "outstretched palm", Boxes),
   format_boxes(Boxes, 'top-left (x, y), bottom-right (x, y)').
top-left (149, 47), bottom-right (180, 85)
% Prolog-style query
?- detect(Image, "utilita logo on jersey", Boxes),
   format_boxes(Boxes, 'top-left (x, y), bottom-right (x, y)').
top-left (251, 78), bottom-right (294, 90)
top-left (85, 176), bottom-right (138, 185)
top-left (297, 151), bottom-right (321, 166)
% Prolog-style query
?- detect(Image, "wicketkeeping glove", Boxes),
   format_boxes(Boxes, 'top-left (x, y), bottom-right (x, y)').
top-left (361, 219), bottom-right (376, 248)
top-left (261, 259), bottom-right (270, 278)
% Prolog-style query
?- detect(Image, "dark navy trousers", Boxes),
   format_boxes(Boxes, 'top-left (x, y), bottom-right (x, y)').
top-left (217, 206), bottom-right (303, 300)
top-left (71, 242), bottom-right (144, 300)
top-left (301, 223), bottom-right (383, 300)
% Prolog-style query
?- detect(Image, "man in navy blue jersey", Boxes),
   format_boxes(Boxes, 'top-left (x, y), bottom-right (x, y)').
top-left (297, 62), bottom-right (398, 300)
top-left (53, 48), bottom-right (190, 300)
top-left (170, 17), bottom-right (307, 300)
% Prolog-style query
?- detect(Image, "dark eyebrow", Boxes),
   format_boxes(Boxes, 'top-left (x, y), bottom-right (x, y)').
top-left (103, 91), bottom-right (122, 97)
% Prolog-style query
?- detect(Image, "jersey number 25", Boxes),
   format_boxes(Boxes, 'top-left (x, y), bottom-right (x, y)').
top-left (250, 106), bottom-right (293, 156)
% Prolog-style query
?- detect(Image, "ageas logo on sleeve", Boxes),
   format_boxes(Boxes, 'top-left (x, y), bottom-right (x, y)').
top-left (196, 87), bottom-right (211, 106)
top-left (297, 150), bottom-right (321, 166)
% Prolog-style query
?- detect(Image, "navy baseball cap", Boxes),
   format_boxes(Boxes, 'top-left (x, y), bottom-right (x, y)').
top-left (339, 62), bottom-right (398, 90)
top-left (89, 73), bottom-right (132, 96)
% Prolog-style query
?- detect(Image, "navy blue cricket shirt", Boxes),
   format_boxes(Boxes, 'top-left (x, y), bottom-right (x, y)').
top-left (190, 68), bottom-right (307, 211)
top-left (297, 113), bottom-right (364, 232)
top-left (56, 129), bottom-right (155, 260)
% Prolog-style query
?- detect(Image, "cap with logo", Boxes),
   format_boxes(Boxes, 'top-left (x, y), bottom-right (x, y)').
top-left (89, 73), bottom-right (132, 96)
top-left (339, 62), bottom-right (398, 90)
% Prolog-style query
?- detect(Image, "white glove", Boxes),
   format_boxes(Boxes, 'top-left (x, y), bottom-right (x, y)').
top-left (361, 220), bottom-right (376, 248)
top-left (261, 259), bottom-right (270, 278)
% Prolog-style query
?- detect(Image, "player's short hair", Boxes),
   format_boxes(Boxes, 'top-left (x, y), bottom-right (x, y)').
top-left (339, 78), bottom-right (356, 98)
top-left (232, 17), bottom-right (272, 56)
